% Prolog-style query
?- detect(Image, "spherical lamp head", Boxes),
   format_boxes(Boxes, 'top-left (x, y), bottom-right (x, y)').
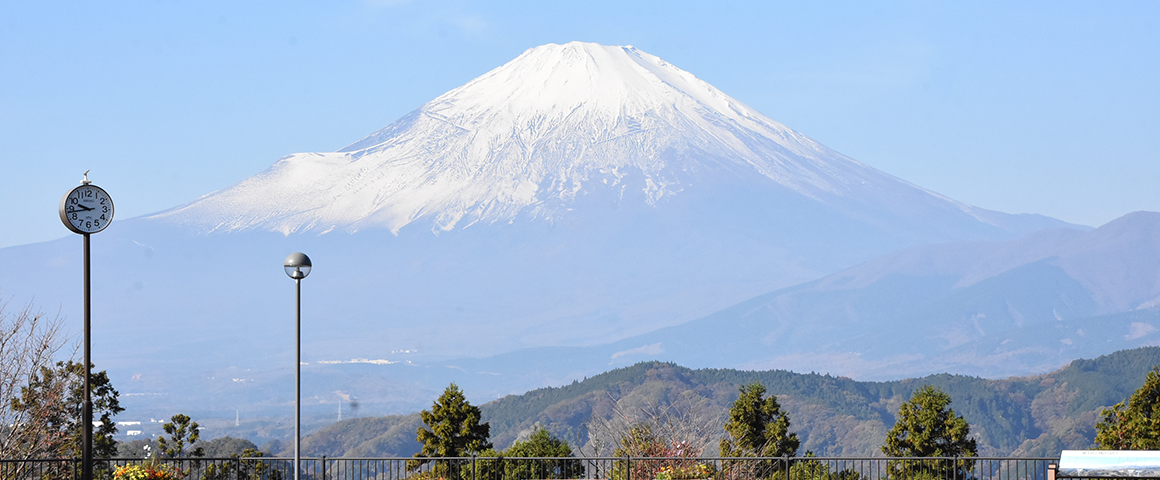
top-left (284, 252), bottom-right (312, 280)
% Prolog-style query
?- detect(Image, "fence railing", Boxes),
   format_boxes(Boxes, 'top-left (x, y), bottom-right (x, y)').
top-left (0, 456), bottom-right (1059, 480)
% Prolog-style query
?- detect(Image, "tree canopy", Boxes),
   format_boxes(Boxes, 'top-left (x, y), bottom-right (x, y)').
top-left (476, 426), bottom-right (582, 480)
top-left (10, 360), bottom-right (122, 459)
top-left (412, 383), bottom-right (492, 470)
top-left (1095, 365), bottom-right (1160, 449)
top-left (157, 413), bottom-right (205, 458)
top-left (720, 382), bottom-right (799, 458)
top-left (882, 385), bottom-right (976, 479)
top-left (504, 426), bottom-right (575, 458)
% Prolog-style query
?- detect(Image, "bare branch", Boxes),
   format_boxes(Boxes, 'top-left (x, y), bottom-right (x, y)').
top-left (0, 298), bottom-right (72, 458)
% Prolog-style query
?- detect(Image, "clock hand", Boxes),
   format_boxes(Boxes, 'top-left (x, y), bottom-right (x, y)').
top-left (70, 204), bottom-right (94, 212)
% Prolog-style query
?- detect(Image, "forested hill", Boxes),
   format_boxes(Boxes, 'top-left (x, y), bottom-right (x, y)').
top-left (300, 347), bottom-right (1160, 458)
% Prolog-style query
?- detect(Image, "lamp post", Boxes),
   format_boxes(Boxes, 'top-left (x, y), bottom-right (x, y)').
top-left (283, 252), bottom-right (311, 480)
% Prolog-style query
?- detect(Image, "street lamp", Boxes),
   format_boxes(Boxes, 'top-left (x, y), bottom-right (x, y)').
top-left (283, 252), bottom-right (311, 480)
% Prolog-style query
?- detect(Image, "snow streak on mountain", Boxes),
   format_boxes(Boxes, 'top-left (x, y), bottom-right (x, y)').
top-left (154, 42), bottom-right (1012, 237)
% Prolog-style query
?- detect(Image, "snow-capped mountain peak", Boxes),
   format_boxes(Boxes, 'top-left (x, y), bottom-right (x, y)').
top-left (152, 42), bottom-right (1026, 238)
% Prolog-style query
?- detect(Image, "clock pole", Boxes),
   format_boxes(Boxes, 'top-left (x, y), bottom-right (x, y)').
top-left (59, 171), bottom-right (111, 480)
top-left (82, 232), bottom-right (92, 480)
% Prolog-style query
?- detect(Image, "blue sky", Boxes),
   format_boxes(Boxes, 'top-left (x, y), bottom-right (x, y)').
top-left (1, 1), bottom-right (1157, 249)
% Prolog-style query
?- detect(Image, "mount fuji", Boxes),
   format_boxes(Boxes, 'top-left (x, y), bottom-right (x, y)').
top-left (2, 42), bottom-right (1077, 420)
top-left (157, 42), bottom-right (1058, 241)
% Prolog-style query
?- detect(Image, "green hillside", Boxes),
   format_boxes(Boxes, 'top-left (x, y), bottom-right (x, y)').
top-left (301, 347), bottom-right (1160, 457)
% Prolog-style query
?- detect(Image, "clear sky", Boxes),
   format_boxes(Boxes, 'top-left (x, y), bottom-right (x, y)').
top-left (1, 1), bottom-right (1157, 249)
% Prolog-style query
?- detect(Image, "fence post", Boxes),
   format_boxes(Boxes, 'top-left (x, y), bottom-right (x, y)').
top-left (322, 455), bottom-right (327, 480)
top-left (472, 454), bottom-right (477, 480)
top-left (784, 456), bottom-right (790, 480)
top-left (626, 456), bottom-right (632, 480)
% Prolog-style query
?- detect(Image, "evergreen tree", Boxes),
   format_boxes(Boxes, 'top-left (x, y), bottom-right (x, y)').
top-left (718, 382), bottom-right (798, 479)
top-left (881, 385), bottom-right (977, 480)
top-left (157, 413), bottom-right (205, 458)
top-left (505, 426), bottom-right (576, 458)
top-left (720, 382), bottom-right (799, 458)
top-left (1095, 365), bottom-right (1160, 449)
top-left (477, 426), bottom-right (583, 480)
top-left (411, 383), bottom-right (492, 473)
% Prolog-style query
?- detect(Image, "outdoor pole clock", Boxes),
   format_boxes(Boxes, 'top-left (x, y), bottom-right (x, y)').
top-left (59, 170), bottom-right (114, 234)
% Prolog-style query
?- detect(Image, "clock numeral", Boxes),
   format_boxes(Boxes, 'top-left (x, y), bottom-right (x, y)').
top-left (70, 197), bottom-right (78, 205)
top-left (100, 214), bottom-right (106, 221)
top-left (94, 220), bottom-right (100, 228)
top-left (85, 221), bottom-right (92, 229)
top-left (100, 198), bottom-right (106, 205)
top-left (84, 190), bottom-right (93, 198)
top-left (72, 213), bottom-right (78, 220)
top-left (102, 206), bottom-right (108, 213)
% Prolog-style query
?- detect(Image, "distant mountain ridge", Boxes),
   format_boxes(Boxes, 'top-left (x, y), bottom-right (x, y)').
top-left (292, 347), bottom-right (1160, 458)
top-left (405, 210), bottom-right (1160, 392)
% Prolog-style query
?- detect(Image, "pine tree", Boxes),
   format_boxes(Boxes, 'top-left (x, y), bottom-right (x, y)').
top-left (719, 382), bottom-right (798, 478)
top-left (411, 383), bottom-right (492, 473)
top-left (720, 382), bottom-right (799, 457)
top-left (1095, 365), bottom-right (1160, 449)
top-left (881, 385), bottom-right (977, 480)
top-left (157, 413), bottom-right (205, 458)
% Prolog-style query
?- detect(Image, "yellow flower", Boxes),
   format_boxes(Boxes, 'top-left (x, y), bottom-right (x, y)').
top-left (112, 462), bottom-right (184, 480)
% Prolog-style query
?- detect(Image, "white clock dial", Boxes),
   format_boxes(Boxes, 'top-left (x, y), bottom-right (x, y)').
top-left (59, 184), bottom-right (114, 234)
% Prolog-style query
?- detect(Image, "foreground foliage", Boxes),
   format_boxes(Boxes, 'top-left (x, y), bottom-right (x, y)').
top-left (0, 302), bottom-right (70, 459)
top-left (1095, 365), bottom-right (1160, 449)
top-left (475, 426), bottom-right (583, 480)
top-left (158, 414), bottom-right (205, 458)
top-left (881, 385), bottom-right (977, 479)
top-left (200, 448), bottom-right (282, 480)
top-left (112, 459), bottom-right (185, 480)
top-left (10, 360), bottom-right (123, 459)
top-left (410, 383), bottom-right (492, 476)
top-left (721, 382), bottom-right (799, 456)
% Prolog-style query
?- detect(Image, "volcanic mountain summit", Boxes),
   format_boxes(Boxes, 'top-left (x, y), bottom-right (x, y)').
top-left (154, 42), bottom-right (1062, 241)
top-left (0, 43), bottom-right (1093, 419)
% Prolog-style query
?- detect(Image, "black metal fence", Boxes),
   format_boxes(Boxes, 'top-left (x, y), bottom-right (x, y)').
top-left (0, 456), bottom-right (1057, 480)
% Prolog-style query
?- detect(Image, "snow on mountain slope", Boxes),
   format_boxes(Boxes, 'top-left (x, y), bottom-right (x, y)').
top-left (152, 42), bottom-right (1039, 239)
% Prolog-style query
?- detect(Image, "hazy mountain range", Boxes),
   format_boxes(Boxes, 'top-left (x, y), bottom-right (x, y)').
top-left (0, 42), bottom-right (1153, 425)
top-left (284, 347), bottom-right (1160, 458)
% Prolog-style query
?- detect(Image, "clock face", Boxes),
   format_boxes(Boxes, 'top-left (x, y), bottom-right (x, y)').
top-left (59, 184), bottom-right (114, 234)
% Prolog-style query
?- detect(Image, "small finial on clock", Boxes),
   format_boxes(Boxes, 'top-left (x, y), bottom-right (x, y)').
top-left (81, 170), bottom-right (91, 185)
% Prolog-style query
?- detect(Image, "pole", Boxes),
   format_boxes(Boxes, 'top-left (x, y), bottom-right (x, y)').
top-left (295, 277), bottom-right (301, 480)
top-left (82, 233), bottom-right (92, 480)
